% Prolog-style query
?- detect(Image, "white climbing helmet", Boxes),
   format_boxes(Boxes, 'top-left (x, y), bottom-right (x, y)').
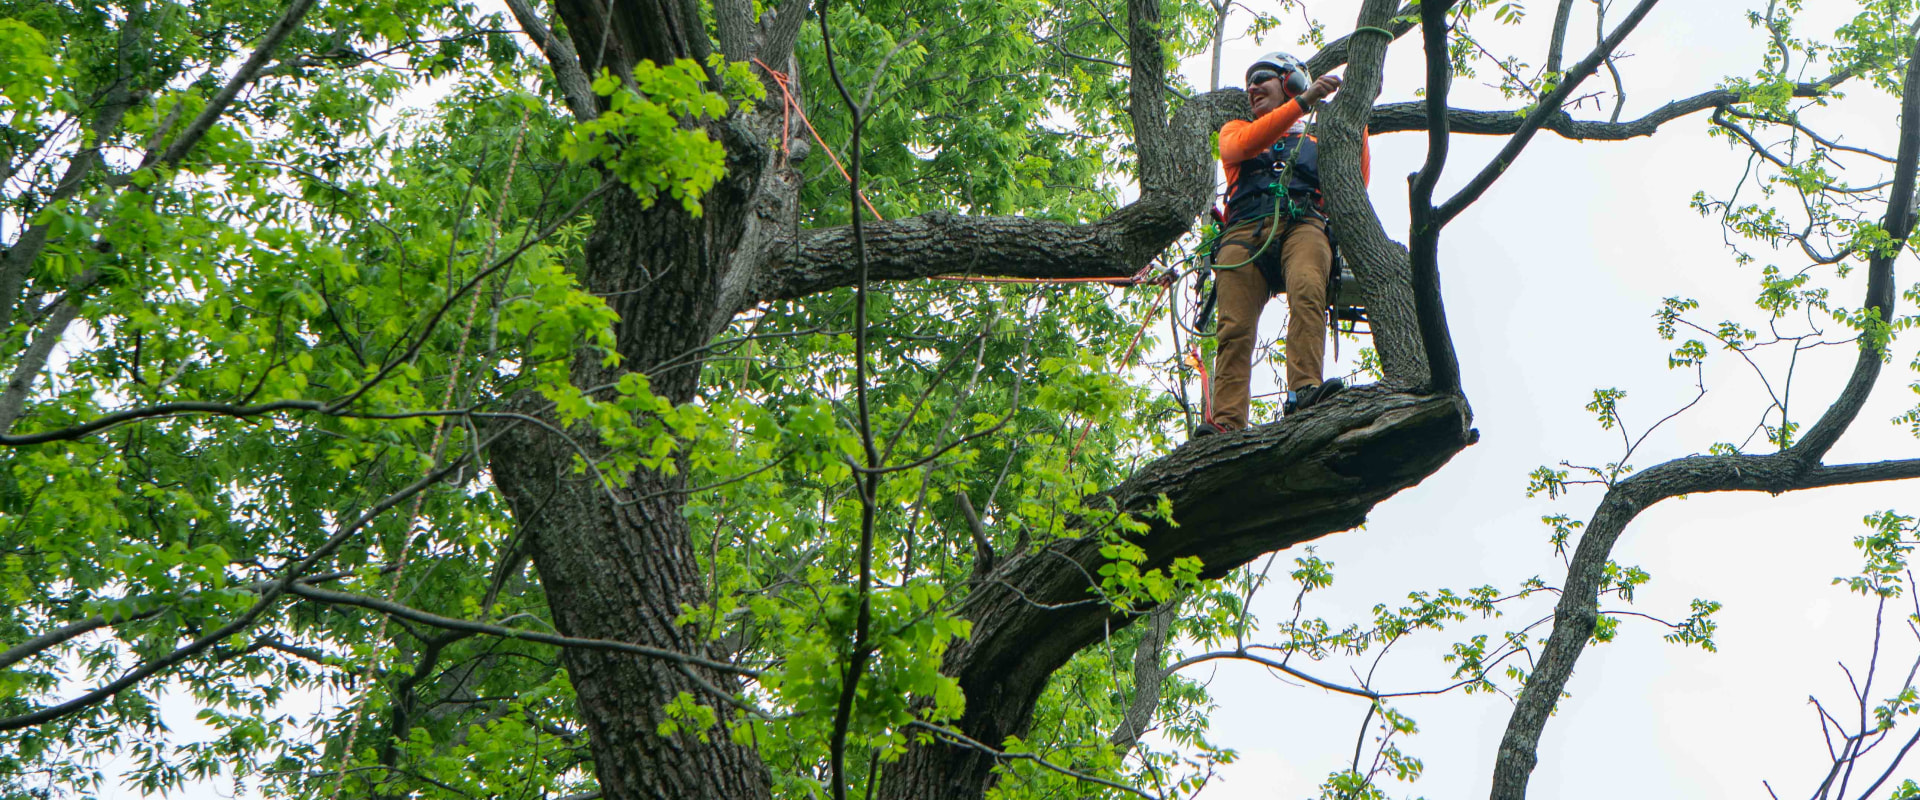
top-left (1245, 51), bottom-right (1311, 97)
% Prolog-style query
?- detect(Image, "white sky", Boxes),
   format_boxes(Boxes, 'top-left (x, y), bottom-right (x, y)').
top-left (78, 1), bottom-right (1920, 798)
top-left (1183, 1), bottom-right (1920, 799)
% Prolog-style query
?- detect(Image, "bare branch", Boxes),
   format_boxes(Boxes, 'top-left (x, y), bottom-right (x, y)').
top-left (1544, 0), bottom-right (1576, 75)
top-left (286, 583), bottom-right (759, 676)
top-left (1369, 75), bottom-right (1845, 140)
top-left (1433, 0), bottom-right (1662, 228)
top-left (1486, 45), bottom-right (1920, 788)
top-left (148, 0), bottom-right (321, 169)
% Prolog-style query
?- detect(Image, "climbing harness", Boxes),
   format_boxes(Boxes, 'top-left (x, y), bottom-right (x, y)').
top-left (745, 57), bottom-right (1361, 441)
top-left (1194, 113), bottom-right (1369, 343)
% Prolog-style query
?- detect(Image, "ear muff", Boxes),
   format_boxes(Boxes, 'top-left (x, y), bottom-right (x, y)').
top-left (1246, 51), bottom-right (1313, 97)
top-left (1281, 69), bottom-right (1310, 98)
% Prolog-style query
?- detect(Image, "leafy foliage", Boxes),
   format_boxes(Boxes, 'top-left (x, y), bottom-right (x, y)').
top-left (5, 0), bottom-right (1920, 799)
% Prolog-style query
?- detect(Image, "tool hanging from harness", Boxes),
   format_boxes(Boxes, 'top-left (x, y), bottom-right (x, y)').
top-left (1195, 128), bottom-right (1370, 342)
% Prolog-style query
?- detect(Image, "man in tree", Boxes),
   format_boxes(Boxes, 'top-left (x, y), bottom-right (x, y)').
top-left (1197, 52), bottom-right (1369, 436)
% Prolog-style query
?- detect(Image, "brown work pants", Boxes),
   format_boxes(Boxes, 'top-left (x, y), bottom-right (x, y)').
top-left (1208, 215), bottom-right (1330, 430)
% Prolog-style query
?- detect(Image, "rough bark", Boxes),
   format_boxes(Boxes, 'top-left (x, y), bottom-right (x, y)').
top-left (489, 179), bottom-right (780, 800)
top-left (880, 387), bottom-right (1475, 799)
top-left (554, 0), bottom-right (703, 87)
top-left (492, 1), bottom-right (1478, 798)
top-left (1107, 600), bottom-right (1178, 753)
top-left (751, 87), bottom-right (1249, 305)
top-left (1320, 0), bottom-right (1431, 388)
top-left (504, 0), bottom-right (600, 120)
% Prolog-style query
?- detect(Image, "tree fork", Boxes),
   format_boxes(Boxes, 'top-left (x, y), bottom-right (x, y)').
top-left (489, 0), bottom-right (1479, 798)
top-left (1486, 31), bottom-right (1920, 800)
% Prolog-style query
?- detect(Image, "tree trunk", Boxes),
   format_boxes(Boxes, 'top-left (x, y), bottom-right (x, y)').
top-left (488, 2), bottom-right (1473, 798)
top-left (489, 183), bottom-right (777, 800)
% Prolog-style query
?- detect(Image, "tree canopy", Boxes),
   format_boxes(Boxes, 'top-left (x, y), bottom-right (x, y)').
top-left (2, 0), bottom-right (1920, 799)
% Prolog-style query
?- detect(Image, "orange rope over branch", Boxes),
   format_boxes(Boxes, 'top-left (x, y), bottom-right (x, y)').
top-left (749, 59), bottom-right (1205, 466)
top-left (750, 57), bottom-right (1170, 289)
top-left (754, 57), bottom-right (882, 223)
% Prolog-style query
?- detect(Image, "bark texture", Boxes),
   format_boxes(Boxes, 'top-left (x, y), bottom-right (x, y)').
top-left (488, 0), bottom-right (1479, 798)
top-left (1320, 0), bottom-right (1430, 388)
top-left (491, 182), bottom-right (781, 798)
top-left (881, 388), bottom-right (1474, 799)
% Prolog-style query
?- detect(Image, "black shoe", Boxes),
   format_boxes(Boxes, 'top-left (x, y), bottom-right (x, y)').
top-left (1284, 378), bottom-right (1345, 416)
top-left (1191, 419), bottom-right (1228, 439)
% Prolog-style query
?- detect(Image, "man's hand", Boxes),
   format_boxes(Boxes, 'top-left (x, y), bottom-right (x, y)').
top-left (1297, 74), bottom-right (1343, 106)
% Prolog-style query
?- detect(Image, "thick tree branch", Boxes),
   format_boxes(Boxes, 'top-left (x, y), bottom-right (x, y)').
top-left (1367, 76), bottom-right (1849, 140)
top-left (1107, 599), bottom-right (1177, 753)
top-left (884, 387), bottom-right (1474, 799)
top-left (1319, 0), bottom-right (1433, 387)
top-left (750, 0), bottom-right (1274, 307)
top-left (760, 0), bottom-right (812, 70)
top-left (1406, 0), bottom-right (1464, 394)
top-left (1799, 458), bottom-right (1920, 488)
top-left (1490, 453), bottom-right (1920, 799)
top-left (749, 2), bottom-right (1431, 309)
top-left (1127, 0), bottom-right (1173, 193)
top-left (750, 89), bottom-right (1248, 304)
top-left (713, 0), bottom-right (754, 60)
top-left (1545, 0), bottom-right (1576, 75)
top-left (1789, 41), bottom-right (1920, 461)
top-left (554, 0), bottom-right (703, 90)
top-left (504, 0), bottom-right (600, 120)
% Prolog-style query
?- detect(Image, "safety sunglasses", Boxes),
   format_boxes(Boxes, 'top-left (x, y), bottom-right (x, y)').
top-left (1247, 68), bottom-right (1287, 86)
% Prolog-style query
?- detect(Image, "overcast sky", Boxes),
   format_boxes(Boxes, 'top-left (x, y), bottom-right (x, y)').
top-left (1181, 1), bottom-right (1920, 798)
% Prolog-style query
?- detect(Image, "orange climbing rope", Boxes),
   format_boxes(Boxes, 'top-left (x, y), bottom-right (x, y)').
top-left (751, 58), bottom-right (1166, 288)
top-left (1066, 279), bottom-right (1173, 463)
top-left (1186, 345), bottom-right (1213, 425)
top-left (749, 59), bottom-right (1206, 460)
top-left (754, 57), bottom-right (882, 223)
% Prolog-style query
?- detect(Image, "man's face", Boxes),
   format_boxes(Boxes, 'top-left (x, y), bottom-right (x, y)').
top-left (1247, 69), bottom-right (1288, 118)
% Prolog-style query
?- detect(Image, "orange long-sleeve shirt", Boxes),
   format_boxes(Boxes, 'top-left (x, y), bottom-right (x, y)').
top-left (1220, 98), bottom-right (1371, 194)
